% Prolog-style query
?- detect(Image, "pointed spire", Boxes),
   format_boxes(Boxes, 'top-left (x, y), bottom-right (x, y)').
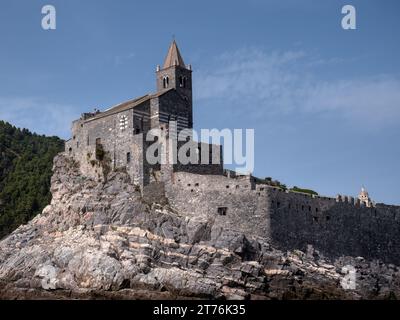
top-left (163, 40), bottom-right (186, 69)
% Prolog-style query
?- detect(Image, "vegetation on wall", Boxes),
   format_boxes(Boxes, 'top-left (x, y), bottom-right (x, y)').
top-left (87, 142), bottom-right (112, 182)
top-left (0, 120), bottom-right (64, 239)
top-left (257, 176), bottom-right (318, 195)
top-left (290, 186), bottom-right (318, 196)
top-left (257, 177), bottom-right (287, 191)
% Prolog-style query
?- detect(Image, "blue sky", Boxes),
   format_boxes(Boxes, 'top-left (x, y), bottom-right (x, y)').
top-left (0, 0), bottom-right (399, 204)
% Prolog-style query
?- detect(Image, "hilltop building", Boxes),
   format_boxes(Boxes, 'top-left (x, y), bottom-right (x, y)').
top-left (358, 187), bottom-right (374, 208)
top-left (66, 41), bottom-right (400, 266)
top-left (66, 40), bottom-right (222, 187)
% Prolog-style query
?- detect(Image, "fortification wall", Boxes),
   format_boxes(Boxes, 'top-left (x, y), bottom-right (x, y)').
top-left (266, 187), bottom-right (400, 265)
top-left (165, 172), bottom-right (270, 239)
top-left (165, 172), bottom-right (400, 265)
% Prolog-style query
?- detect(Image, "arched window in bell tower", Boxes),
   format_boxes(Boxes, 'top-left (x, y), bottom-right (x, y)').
top-left (163, 76), bottom-right (169, 88)
top-left (179, 76), bottom-right (187, 88)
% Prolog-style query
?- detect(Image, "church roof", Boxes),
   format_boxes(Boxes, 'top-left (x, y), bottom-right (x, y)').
top-left (163, 40), bottom-right (185, 69)
top-left (84, 89), bottom-right (175, 122)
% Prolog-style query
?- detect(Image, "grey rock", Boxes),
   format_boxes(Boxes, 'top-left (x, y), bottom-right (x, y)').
top-left (0, 154), bottom-right (399, 300)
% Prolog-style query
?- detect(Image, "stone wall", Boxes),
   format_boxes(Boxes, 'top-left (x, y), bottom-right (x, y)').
top-left (65, 89), bottom-right (204, 187)
top-left (65, 100), bottom-right (151, 185)
top-left (164, 172), bottom-right (400, 265)
top-left (263, 186), bottom-right (400, 265)
top-left (165, 172), bottom-right (270, 239)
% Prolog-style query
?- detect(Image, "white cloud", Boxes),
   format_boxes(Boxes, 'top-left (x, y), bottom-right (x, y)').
top-left (195, 47), bottom-right (400, 127)
top-left (114, 53), bottom-right (136, 66)
top-left (0, 97), bottom-right (77, 138)
top-left (303, 76), bottom-right (400, 125)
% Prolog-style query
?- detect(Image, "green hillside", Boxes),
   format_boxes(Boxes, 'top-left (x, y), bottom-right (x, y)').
top-left (0, 121), bottom-right (64, 238)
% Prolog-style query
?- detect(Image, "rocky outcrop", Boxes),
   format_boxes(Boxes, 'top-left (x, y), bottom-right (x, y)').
top-left (0, 154), bottom-right (399, 299)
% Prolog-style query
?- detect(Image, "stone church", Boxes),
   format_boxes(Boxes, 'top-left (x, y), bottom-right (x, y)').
top-left (66, 41), bottom-right (400, 266)
top-left (66, 40), bottom-right (222, 186)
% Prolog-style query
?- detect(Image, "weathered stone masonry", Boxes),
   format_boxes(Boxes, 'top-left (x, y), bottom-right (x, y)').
top-left (164, 171), bottom-right (400, 265)
top-left (65, 41), bottom-right (222, 187)
top-left (66, 41), bottom-right (400, 266)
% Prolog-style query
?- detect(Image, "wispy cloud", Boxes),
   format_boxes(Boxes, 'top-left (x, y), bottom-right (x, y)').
top-left (195, 47), bottom-right (400, 127)
top-left (114, 53), bottom-right (136, 66)
top-left (0, 97), bottom-right (77, 139)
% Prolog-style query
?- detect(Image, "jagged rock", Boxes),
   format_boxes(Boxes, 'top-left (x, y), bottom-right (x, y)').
top-left (0, 154), bottom-right (400, 299)
top-left (34, 264), bottom-right (59, 290)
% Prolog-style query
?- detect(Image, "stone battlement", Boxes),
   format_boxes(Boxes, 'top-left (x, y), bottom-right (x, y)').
top-left (159, 169), bottom-right (400, 265)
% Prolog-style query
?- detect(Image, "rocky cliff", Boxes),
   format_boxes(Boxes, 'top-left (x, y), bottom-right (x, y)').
top-left (0, 154), bottom-right (399, 300)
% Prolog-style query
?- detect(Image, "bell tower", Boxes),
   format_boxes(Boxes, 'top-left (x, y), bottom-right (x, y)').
top-left (156, 40), bottom-right (193, 128)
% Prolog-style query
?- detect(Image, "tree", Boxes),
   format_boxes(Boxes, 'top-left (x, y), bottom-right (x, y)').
top-left (0, 120), bottom-right (64, 238)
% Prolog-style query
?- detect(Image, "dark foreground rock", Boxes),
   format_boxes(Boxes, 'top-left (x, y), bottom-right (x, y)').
top-left (0, 155), bottom-right (399, 300)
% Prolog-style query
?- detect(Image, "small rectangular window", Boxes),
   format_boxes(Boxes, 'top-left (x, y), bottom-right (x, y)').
top-left (127, 152), bottom-right (131, 163)
top-left (217, 207), bottom-right (228, 216)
